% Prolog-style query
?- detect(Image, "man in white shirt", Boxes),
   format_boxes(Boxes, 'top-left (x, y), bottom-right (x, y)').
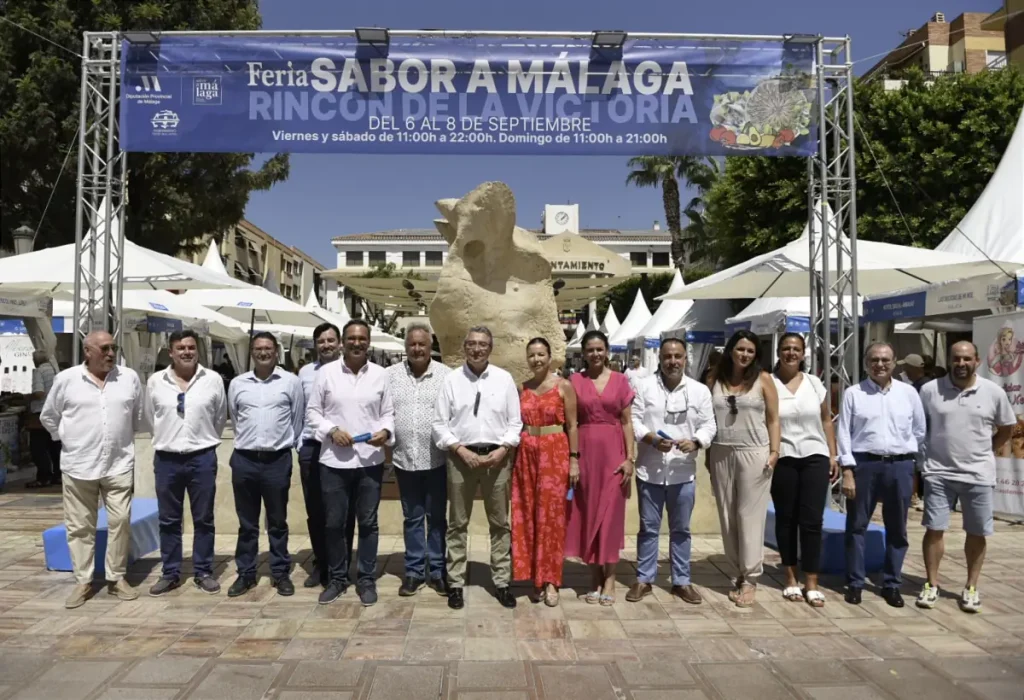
top-left (432, 326), bottom-right (522, 611)
top-left (27, 350), bottom-right (59, 487)
top-left (627, 338), bottom-right (716, 606)
top-left (916, 341), bottom-right (1017, 613)
top-left (40, 331), bottom-right (143, 609)
top-left (387, 323), bottom-right (451, 597)
top-left (144, 330), bottom-right (227, 597)
top-left (227, 332), bottom-right (305, 599)
top-left (307, 319), bottom-right (394, 607)
top-left (838, 341), bottom-right (926, 608)
top-left (624, 356), bottom-right (649, 387)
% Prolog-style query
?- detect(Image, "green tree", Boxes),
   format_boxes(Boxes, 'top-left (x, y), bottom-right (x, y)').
top-left (0, 0), bottom-right (289, 254)
top-left (597, 272), bottom-right (674, 320)
top-left (625, 155), bottom-right (718, 270)
top-left (704, 68), bottom-right (1024, 267)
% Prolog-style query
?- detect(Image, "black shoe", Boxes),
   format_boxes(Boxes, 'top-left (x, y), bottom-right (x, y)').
top-left (399, 577), bottom-right (424, 597)
top-left (148, 577), bottom-right (180, 597)
top-left (357, 583), bottom-right (378, 607)
top-left (193, 576), bottom-right (221, 594)
top-left (227, 576), bottom-right (257, 598)
top-left (845, 587), bottom-right (863, 605)
top-left (448, 588), bottom-right (465, 609)
top-left (495, 587), bottom-right (517, 609)
top-left (319, 581), bottom-right (347, 605)
top-left (882, 587), bottom-right (905, 608)
top-left (273, 576), bottom-right (295, 597)
top-left (303, 568), bottom-right (321, 589)
top-left (427, 576), bottom-right (449, 597)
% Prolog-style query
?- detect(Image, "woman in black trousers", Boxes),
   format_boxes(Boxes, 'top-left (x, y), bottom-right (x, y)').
top-left (770, 333), bottom-right (839, 607)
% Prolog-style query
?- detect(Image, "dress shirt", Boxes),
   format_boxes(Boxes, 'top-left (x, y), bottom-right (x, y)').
top-left (387, 360), bottom-right (451, 471)
top-left (145, 365), bottom-right (227, 453)
top-left (228, 366), bottom-right (305, 451)
top-left (432, 363), bottom-right (522, 450)
top-left (30, 362), bottom-right (56, 413)
top-left (307, 359), bottom-right (395, 469)
top-left (625, 367), bottom-right (650, 387)
top-left (632, 373), bottom-right (717, 485)
top-left (837, 378), bottom-right (926, 467)
top-left (40, 365), bottom-right (143, 481)
top-left (298, 360), bottom-right (331, 443)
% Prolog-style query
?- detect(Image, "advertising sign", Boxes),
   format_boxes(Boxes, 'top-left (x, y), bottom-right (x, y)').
top-left (121, 36), bottom-right (817, 156)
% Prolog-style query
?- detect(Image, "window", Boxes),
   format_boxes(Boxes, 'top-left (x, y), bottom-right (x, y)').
top-left (368, 250), bottom-right (386, 265)
top-left (425, 251), bottom-right (443, 267)
top-left (630, 251), bottom-right (648, 267)
top-left (987, 50), bottom-right (1006, 69)
top-left (280, 255), bottom-right (286, 273)
top-left (403, 250), bottom-right (421, 267)
top-left (652, 252), bottom-right (670, 267)
top-left (346, 251), bottom-right (364, 267)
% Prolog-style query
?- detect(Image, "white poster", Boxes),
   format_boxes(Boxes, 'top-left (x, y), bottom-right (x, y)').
top-left (0, 335), bottom-right (37, 394)
top-left (974, 310), bottom-right (1024, 517)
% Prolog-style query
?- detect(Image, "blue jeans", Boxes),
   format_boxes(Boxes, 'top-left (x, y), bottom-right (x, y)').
top-left (844, 458), bottom-right (914, 589)
top-left (321, 464), bottom-right (382, 587)
top-left (636, 478), bottom-right (696, 586)
top-left (395, 466), bottom-right (447, 581)
top-left (155, 447), bottom-right (218, 580)
top-left (230, 449), bottom-right (292, 579)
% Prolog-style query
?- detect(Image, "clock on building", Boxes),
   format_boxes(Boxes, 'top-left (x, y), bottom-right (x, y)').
top-left (554, 211), bottom-right (570, 225)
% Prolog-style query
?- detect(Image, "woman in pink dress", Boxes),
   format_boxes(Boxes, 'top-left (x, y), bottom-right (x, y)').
top-left (566, 330), bottom-right (637, 605)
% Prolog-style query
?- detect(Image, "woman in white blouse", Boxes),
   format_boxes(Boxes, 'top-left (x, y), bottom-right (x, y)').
top-left (771, 333), bottom-right (839, 607)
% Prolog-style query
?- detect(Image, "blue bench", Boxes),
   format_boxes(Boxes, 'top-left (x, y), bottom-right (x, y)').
top-left (765, 500), bottom-right (885, 574)
top-left (43, 498), bottom-right (160, 576)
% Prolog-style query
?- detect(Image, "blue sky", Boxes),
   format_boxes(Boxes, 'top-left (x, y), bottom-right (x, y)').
top-left (247, 0), bottom-right (999, 267)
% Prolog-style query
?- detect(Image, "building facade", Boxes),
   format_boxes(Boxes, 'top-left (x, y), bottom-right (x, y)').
top-left (983, 1), bottom-right (1024, 69)
top-left (181, 219), bottom-right (327, 305)
top-left (865, 12), bottom-right (1007, 80)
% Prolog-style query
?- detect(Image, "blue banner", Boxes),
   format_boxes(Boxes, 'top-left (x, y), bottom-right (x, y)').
top-left (120, 36), bottom-right (817, 156)
top-left (863, 291), bottom-right (928, 322)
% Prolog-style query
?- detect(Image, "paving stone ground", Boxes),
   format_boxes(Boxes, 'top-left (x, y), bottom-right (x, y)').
top-left (0, 491), bottom-right (1022, 699)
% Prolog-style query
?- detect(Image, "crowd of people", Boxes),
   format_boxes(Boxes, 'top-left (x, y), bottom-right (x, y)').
top-left (33, 322), bottom-right (1016, 615)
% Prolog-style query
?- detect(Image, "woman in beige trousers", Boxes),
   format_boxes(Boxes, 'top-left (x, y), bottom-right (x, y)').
top-left (706, 330), bottom-right (780, 608)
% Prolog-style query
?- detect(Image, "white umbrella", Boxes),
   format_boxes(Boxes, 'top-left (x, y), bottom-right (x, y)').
top-left (303, 292), bottom-right (405, 352)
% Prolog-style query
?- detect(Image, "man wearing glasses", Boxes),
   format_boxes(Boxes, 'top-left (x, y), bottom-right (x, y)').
top-left (227, 332), bottom-right (305, 598)
top-left (838, 342), bottom-right (926, 607)
top-left (144, 330), bottom-right (227, 596)
top-left (41, 331), bottom-right (144, 609)
top-left (432, 326), bottom-right (522, 610)
top-left (627, 338), bottom-right (716, 605)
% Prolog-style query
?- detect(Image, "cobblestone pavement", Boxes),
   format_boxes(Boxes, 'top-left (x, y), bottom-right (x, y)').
top-left (0, 492), bottom-right (1022, 699)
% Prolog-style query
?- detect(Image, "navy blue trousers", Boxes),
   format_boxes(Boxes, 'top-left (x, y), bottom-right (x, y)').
top-left (844, 458), bottom-right (914, 589)
top-left (155, 447), bottom-right (218, 580)
top-left (230, 449), bottom-right (292, 579)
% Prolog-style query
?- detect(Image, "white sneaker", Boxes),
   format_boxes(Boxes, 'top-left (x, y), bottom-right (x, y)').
top-left (916, 583), bottom-right (939, 609)
top-left (959, 586), bottom-right (981, 613)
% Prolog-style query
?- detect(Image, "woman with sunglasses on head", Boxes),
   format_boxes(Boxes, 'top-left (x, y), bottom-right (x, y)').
top-left (511, 338), bottom-right (579, 606)
top-left (771, 333), bottom-right (839, 607)
top-left (706, 330), bottom-right (781, 608)
top-left (565, 330), bottom-right (637, 606)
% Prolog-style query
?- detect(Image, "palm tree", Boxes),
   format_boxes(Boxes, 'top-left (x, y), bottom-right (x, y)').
top-left (626, 156), bottom-right (719, 270)
top-left (679, 158), bottom-right (721, 265)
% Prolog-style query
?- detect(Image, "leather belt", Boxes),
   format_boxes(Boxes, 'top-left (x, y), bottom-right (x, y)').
top-left (524, 424), bottom-right (564, 437)
top-left (464, 444), bottom-right (500, 455)
top-left (235, 448), bottom-right (290, 462)
top-left (853, 452), bottom-right (915, 464)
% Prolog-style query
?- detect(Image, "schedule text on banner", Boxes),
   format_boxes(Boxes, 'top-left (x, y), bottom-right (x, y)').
top-left (119, 37), bottom-right (818, 156)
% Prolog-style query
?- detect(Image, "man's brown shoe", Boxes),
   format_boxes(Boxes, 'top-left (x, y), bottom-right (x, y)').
top-left (625, 582), bottom-right (653, 602)
top-left (672, 584), bottom-right (703, 605)
top-left (65, 583), bottom-right (92, 609)
top-left (108, 579), bottom-right (139, 601)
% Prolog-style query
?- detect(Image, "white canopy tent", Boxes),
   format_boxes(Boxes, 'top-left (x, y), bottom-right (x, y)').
top-left (661, 202), bottom-right (1017, 301)
top-left (566, 320), bottom-right (586, 352)
top-left (608, 290), bottom-right (651, 352)
top-left (599, 306), bottom-right (620, 337)
top-left (658, 298), bottom-right (734, 378)
top-left (628, 270), bottom-right (689, 367)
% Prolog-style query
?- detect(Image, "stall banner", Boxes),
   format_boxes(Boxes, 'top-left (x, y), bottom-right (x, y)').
top-left (120, 36), bottom-right (817, 156)
top-left (974, 310), bottom-right (1024, 517)
top-left (864, 272), bottom-right (1022, 322)
top-left (0, 294), bottom-right (51, 319)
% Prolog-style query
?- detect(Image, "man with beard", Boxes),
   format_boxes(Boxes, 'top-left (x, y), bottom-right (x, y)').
top-left (298, 322), bottom-right (356, 589)
top-left (307, 320), bottom-right (394, 606)
top-left (915, 341), bottom-right (1016, 613)
top-left (145, 330), bottom-right (227, 596)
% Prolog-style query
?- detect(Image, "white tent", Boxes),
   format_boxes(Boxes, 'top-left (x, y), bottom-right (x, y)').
top-left (661, 202), bottom-right (1016, 301)
top-left (631, 271), bottom-right (689, 345)
top-left (599, 306), bottom-right (620, 336)
top-left (566, 320), bottom-right (585, 351)
top-left (658, 298), bottom-right (734, 377)
top-left (585, 314), bottom-right (600, 332)
top-left (608, 290), bottom-right (651, 352)
top-left (936, 106), bottom-right (1023, 265)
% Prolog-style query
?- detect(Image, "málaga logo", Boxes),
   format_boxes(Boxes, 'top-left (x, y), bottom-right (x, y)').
top-left (193, 77), bottom-right (222, 106)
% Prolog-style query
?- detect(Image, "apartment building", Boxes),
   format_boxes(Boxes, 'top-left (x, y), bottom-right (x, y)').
top-left (983, 1), bottom-right (1023, 68)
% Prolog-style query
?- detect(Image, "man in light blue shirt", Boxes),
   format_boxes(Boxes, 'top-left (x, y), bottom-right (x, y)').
top-left (227, 332), bottom-right (305, 598)
top-left (838, 341), bottom-right (926, 608)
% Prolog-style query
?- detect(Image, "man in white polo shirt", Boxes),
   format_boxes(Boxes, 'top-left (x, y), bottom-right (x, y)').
top-left (916, 341), bottom-right (1016, 613)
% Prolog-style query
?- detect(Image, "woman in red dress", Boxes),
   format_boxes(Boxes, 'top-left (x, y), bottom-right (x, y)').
top-left (512, 338), bottom-right (579, 606)
top-left (565, 330), bottom-right (636, 605)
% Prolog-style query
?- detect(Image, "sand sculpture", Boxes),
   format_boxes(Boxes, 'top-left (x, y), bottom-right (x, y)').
top-left (430, 182), bottom-right (566, 383)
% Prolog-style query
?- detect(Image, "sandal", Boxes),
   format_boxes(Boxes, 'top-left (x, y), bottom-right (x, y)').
top-left (782, 586), bottom-right (804, 602)
top-left (736, 583), bottom-right (757, 608)
top-left (529, 588), bottom-right (545, 604)
top-left (584, 590), bottom-right (601, 605)
top-left (599, 594), bottom-right (615, 607)
top-left (805, 590), bottom-right (825, 608)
